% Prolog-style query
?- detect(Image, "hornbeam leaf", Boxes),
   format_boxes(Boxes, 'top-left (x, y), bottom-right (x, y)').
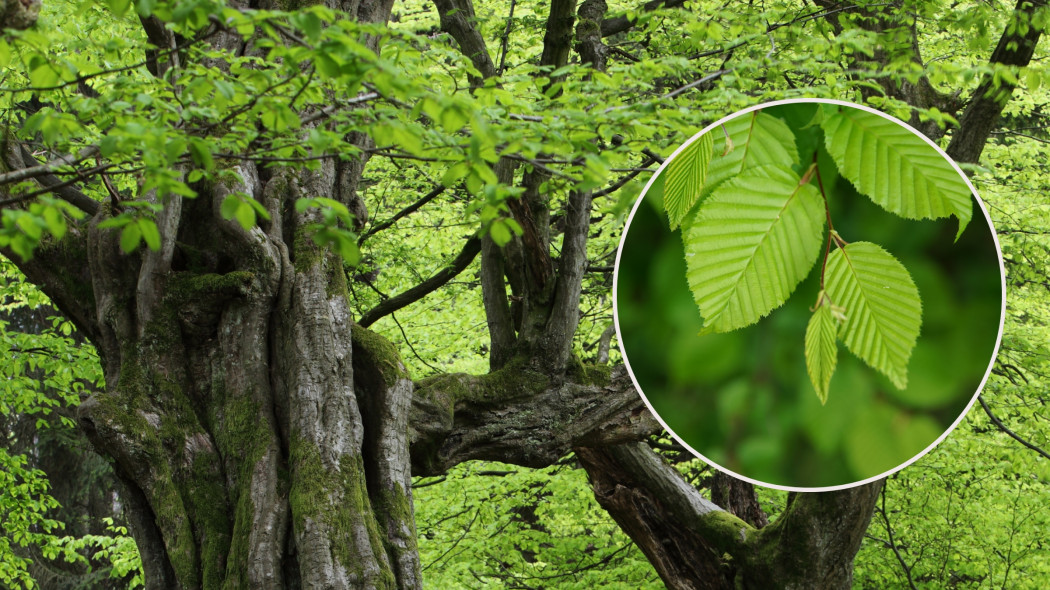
top-left (684, 164), bottom-right (825, 334)
top-left (821, 108), bottom-right (972, 239)
top-left (664, 132), bottom-right (713, 229)
top-left (702, 111), bottom-right (800, 201)
top-left (805, 295), bottom-right (839, 405)
top-left (824, 242), bottom-right (921, 389)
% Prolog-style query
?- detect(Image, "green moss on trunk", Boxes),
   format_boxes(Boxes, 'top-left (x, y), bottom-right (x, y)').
top-left (288, 438), bottom-right (397, 588)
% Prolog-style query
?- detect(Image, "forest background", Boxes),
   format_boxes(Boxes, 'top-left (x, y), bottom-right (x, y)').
top-left (0, 0), bottom-right (1049, 588)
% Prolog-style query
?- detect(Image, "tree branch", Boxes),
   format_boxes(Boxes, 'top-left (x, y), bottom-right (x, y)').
top-left (576, 442), bottom-right (750, 588)
top-left (600, 0), bottom-right (688, 37)
top-left (540, 0), bottom-right (579, 79)
top-left (409, 364), bottom-right (658, 475)
top-left (433, 0), bottom-right (497, 84)
top-left (0, 145), bottom-right (99, 188)
top-left (540, 189), bottom-right (592, 369)
top-left (979, 395), bottom-right (1050, 461)
top-left (358, 235), bottom-right (481, 327)
top-left (744, 481), bottom-right (883, 588)
top-left (946, 0), bottom-right (1047, 163)
top-left (877, 482), bottom-right (918, 590)
top-left (576, 0), bottom-right (609, 71)
top-left (496, 0), bottom-right (517, 75)
top-left (10, 143), bottom-right (101, 215)
top-left (359, 186), bottom-right (445, 245)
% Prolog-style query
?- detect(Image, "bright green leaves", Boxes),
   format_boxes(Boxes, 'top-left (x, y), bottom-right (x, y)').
top-left (704, 111), bottom-right (799, 199)
top-left (684, 165), bottom-right (825, 334)
top-left (98, 211), bottom-right (164, 254)
top-left (0, 198), bottom-right (86, 261)
top-left (655, 102), bottom-right (974, 405)
top-left (663, 132), bottom-right (713, 229)
top-left (106, 0), bottom-right (131, 17)
top-left (806, 293), bottom-right (840, 405)
top-left (822, 108), bottom-right (973, 238)
top-left (825, 242), bottom-right (922, 389)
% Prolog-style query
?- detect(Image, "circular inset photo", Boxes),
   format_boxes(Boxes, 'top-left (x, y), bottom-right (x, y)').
top-left (615, 99), bottom-right (1005, 490)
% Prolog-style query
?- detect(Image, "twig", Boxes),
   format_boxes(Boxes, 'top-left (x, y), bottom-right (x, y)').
top-left (496, 0), bottom-right (517, 75)
top-left (359, 185), bottom-right (446, 244)
top-left (979, 395), bottom-right (1050, 461)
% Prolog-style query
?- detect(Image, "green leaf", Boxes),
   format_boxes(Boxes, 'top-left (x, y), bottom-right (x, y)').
top-left (235, 201), bottom-right (255, 231)
top-left (664, 131), bottom-right (713, 229)
top-left (108, 0), bottom-right (131, 17)
top-left (29, 64), bottom-right (59, 89)
top-left (684, 164), bottom-right (825, 334)
top-left (440, 106), bottom-right (468, 134)
top-left (137, 219), bottom-right (161, 251)
top-left (821, 108), bottom-right (972, 239)
top-left (489, 219), bottom-right (512, 246)
top-left (824, 242), bottom-right (921, 389)
top-left (220, 194), bottom-right (240, 221)
top-left (188, 139), bottom-right (214, 171)
top-left (805, 294), bottom-right (839, 404)
top-left (42, 207), bottom-right (66, 241)
top-left (441, 162), bottom-right (470, 187)
top-left (119, 223), bottom-right (142, 254)
top-left (702, 111), bottom-right (799, 201)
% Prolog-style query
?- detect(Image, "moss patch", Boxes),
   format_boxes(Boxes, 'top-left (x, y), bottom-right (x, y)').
top-left (415, 357), bottom-right (551, 406)
top-left (288, 439), bottom-right (396, 587)
top-left (351, 324), bottom-right (410, 386)
top-left (166, 270), bottom-right (254, 305)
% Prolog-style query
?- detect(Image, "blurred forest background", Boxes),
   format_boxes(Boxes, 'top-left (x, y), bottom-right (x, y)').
top-left (1, 0), bottom-right (1049, 588)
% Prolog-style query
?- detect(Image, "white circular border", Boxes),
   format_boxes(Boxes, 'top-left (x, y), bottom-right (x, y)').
top-left (612, 97), bottom-right (1008, 493)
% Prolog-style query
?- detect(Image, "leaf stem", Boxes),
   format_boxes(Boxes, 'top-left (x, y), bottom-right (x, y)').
top-left (813, 151), bottom-right (836, 290)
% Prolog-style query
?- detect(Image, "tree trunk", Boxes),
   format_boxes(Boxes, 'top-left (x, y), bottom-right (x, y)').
top-left (66, 157), bottom-right (416, 588)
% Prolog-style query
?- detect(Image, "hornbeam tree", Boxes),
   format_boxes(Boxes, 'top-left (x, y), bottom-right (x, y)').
top-left (0, 0), bottom-right (1043, 589)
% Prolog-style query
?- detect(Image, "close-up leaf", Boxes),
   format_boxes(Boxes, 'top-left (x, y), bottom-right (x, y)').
top-left (824, 241), bottom-right (922, 389)
top-left (664, 132), bottom-right (713, 229)
top-left (805, 295), bottom-right (839, 404)
top-left (822, 108), bottom-right (973, 238)
top-left (702, 111), bottom-right (800, 201)
top-left (684, 164), bottom-right (824, 334)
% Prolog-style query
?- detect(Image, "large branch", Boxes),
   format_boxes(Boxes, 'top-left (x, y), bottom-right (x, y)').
top-left (540, 0), bottom-right (578, 75)
top-left (813, 0), bottom-right (964, 138)
top-left (577, 439), bottom-right (882, 590)
top-left (433, 0), bottom-right (497, 84)
top-left (600, 0), bottom-right (687, 37)
top-left (577, 443), bottom-right (752, 589)
top-left (357, 235), bottom-right (481, 327)
top-left (15, 145), bottom-right (101, 216)
top-left (1, 143), bottom-right (99, 342)
top-left (407, 363), bottom-right (658, 476)
top-left (946, 0), bottom-right (1047, 163)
